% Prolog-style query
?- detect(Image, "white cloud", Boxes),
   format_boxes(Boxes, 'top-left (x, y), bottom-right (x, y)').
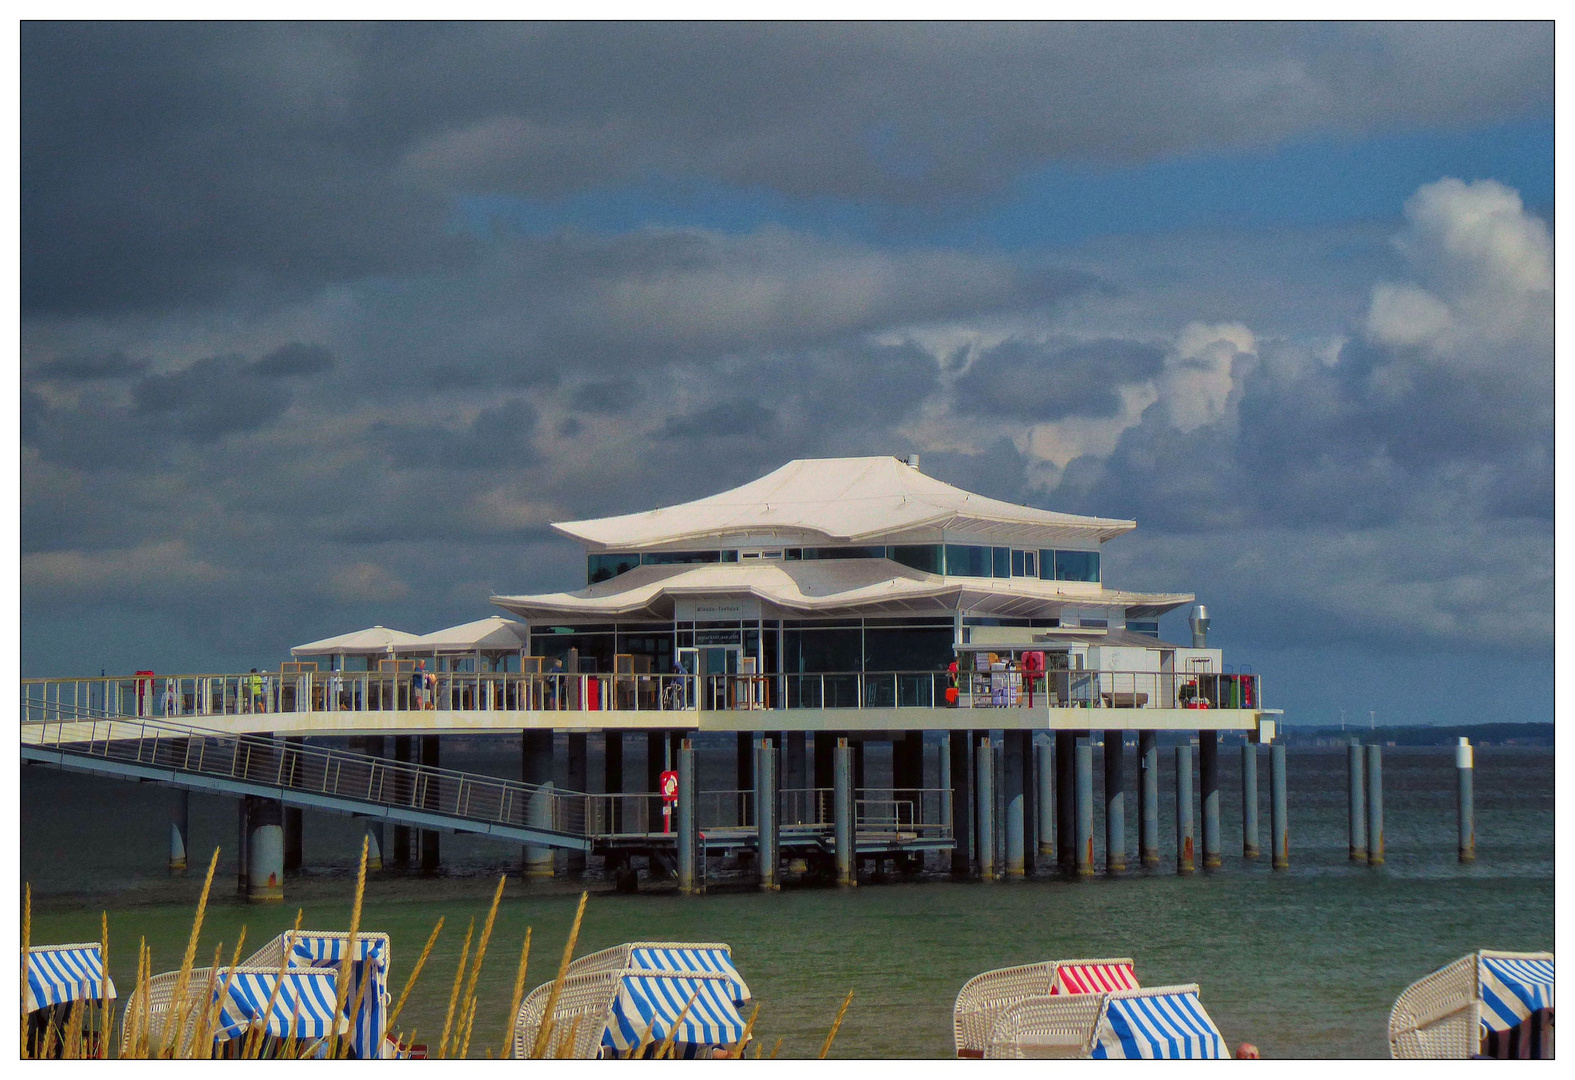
top-left (22, 540), bottom-right (225, 597)
top-left (324, 562), bottom-right (410, 604)
top-left (1158, 322), bottom-right (1257, 434)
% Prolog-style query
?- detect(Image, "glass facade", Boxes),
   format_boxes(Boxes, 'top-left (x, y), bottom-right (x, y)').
top-left (888, 544), bottom-right (944, 574)
top-left (586, 542), bottom-right (1100, 583)
top-left (588, 553), bottom-right (640, 584)
top-left (1050, 549), bottom-right (1101, 583)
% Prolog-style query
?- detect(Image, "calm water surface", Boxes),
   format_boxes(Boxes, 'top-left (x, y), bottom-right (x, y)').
top-left (21, 745), bottom-right (1552, 1058)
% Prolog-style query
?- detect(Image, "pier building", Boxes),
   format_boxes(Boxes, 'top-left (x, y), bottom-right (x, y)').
top-left (22, 456), bottom-right (1280, 896)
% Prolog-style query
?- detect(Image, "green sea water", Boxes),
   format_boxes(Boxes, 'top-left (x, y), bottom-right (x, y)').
top-left (21, 746), bottom-right (1553, 1058)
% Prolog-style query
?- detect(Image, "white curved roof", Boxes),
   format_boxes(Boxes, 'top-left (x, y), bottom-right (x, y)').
top-left (290, 625), bottom-right (423, 656)
top-left (492, 561), bottom-right (1190, 622)
top-left (409, 616), bottom-right (528, 653)
top-left (552, 456), bottom-right (1135, 550)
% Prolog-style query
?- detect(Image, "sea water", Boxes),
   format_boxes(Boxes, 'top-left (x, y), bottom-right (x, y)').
top-left (21, 745), bottom-right (1552, 1058)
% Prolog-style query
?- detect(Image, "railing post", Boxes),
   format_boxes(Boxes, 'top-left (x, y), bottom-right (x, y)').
top-left (1456, 737), bottom-right (1476, 863)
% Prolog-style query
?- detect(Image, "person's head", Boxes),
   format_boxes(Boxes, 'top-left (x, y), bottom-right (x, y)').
top-left (250, 668), bottom-right (257, 674)
top-left (1235, 1043), bottom-right (1261, 1059)
top-left (415, 659), bottom-right (425, 669)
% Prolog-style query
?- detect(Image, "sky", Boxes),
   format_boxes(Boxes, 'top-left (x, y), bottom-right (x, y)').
top-left (18, 21), bottom-right (1554, 726)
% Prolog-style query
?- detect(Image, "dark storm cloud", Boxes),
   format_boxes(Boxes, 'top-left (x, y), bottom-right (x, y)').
top-left (26, 351), bottom-right (148, 380)
top-left (658, 399), bottom-right (777, 440)
top-left (955, 338), bottom-right (1165, 421)
top-left (252, 342), bottom-right (336, 377)
top-left (132, 356), bottom-right (293, 442)
top-left (372, 398), bottom-right (542, 470)
top-left (22, 22), bottom-right (1551, 317)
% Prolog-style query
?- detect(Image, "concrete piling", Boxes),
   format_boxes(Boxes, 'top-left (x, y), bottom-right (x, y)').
top-left (1035, 735), bottom-right (1055, 859)
top-left (1241, 743), bottom-right (1260, 859)
top-left (1365, 744), bottom-right (1384, 866)
top-left (1456, 737), bottom-right (1476, 863)
top-left (1270, 744), bottom-right (1289, 870)
top-left (1175, 745), bottom-right (1195, 874)
top-left (755, 738), bottom-right (780, 890)
top-left (1074, 738), bottom-right (1095, 877)
top-left (1139, 731), bottom-right (1159, 867)
top-left (1004, 730), bottom-right (1026, 877)
top-left (976, 736), bottom-right (996, 880)
top-left (1056, 731), bottom-right (1076, 871)
top-left (677, 739), bottom-right (700, 895)
top-left (1199, 730), bottom-right (1221, 869)
top-left (169, 789), bottom-right (189, 874)
top-left (949, 731), bottom-right (972, 876)
top-left (1103, 731), bottom-right (1125, 874)
top-left (1348, 740), bottom-right (1367, 862)
top-left (834, 738), bottom-right (855, 886)
top-left (521, 730), bottom-right (555, 877)
top-left (245, 796), bottom-right (285, 903)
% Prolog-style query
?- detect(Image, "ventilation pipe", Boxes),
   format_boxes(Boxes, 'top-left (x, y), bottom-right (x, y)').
top-left (1189, 604), bottom-right (1211, 649)
top-left (905, 454), bottom-right (921, 469)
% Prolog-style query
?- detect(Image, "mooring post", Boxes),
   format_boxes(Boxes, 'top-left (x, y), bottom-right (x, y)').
top-left (976, 736), bottom-right (996, 880)
top-left (1270, 743), bottom-right (1289, 870)
top-left (1056, 730), bottom-right (1076, 871)
top-left (1035, 734), bottom-right (1055, 860)
top-left (834, 738), bottom-right (855, 886)
top-left (756, 738), bottom-right (780, 891)
top-left (677, 738), bottom-right (700, 895)
top-left (521, 729), bottom-right (555, 877)
top-left (1366, 744), bottom-right (1384, 866)
top-left (1004, 730), bottom-right (1026, 877)
top-left (1139, 730), bottom-right (1159, 867)
top-left (1199, 730), bottom-right (1221, 869)
top-left (1175, 744), bottom-right (1195, 874)
top-left (1103, 731), bottom-right (1126, 873)
top-left (246, 796), bottom-right (285, 903)
top-left (1348, 739), bottom-right (1367, 861)
top-left (1241, 742), bottom-right (1260, 859)
top-left (1456, 737), bottom-right (1475, 863)
top-left (169, 789), bottom-right (189, 875)
top-left (1074, 738), bottom-right (1095, 876)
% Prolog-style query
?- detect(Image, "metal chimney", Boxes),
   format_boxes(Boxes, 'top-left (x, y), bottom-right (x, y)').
top-left (1189, 604), bottom-right (1211, 649)
top-left (906, 454), bottom-right (921, 469)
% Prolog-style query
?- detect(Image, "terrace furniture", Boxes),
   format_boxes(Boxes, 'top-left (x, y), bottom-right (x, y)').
top-left (953, 958), bottom-right (1138, 1057)
top-left (983, 984), bottom-right (1227, 1060)
top-left (1389, 949), bottom-right (1554, 1059)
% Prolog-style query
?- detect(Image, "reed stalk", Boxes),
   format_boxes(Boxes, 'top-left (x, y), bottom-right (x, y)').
top-left (242, 909), bottom-right (302, 1060)
top-left (123, 937), bottom-right (147, 1059)
top-left (500, 927), bottom-right (532, 1056)
top-left (727, 1001), bottom-right (761, 1059)
top-left (384, 917), bottom-right (443, 1041)
top-left (632, 1011), bottom-right (658, 1059)
top-left (817, 989), bottom-right (855, 1060)
top-left (197, 929), bottom-right (248, 1057)
top-left (456, 874), bottom-right (507, 1059)
top-left (280, 989), bottom-right (304, 1060)
top-left (40, 1003), bottom-right (59, 1059)
top-left (164, 847), bottom-right (220, 1059)
top-left (768, 1036), bottom-right (783, 1059)
top-left (98, 911), bottom-right (110, 1058)
top-left (437, 917), bottom-right (475, 1059)
top-left (329, 835), bottom-right (369, 1059)
top-left (63, 998), bottom-right (85, 1060)
top-left (653, 988), bottom-right (701, 1060)
top-left (555, 1014), bottom-right (583, 1059)
top-left (184, 945), bottom-right (223, 1058)
top-left (20, 882), bottom-right (31, 1059)
top-left (529, 890), bottom-right (588, 1059)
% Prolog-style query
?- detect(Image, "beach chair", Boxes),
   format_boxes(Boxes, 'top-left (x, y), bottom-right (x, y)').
top-left (244, 930), bottom-right (394, 1058)
top-left (510, 942), bottom-right (752, 1059)
top-left (23, 942), bottom-right (117, 1057)
top-left (983, 984), bottom-right (1227, 1060)
top-left (1388, 949), bottom-right (1554, 1059)
top-left (122, 965), bottom-right (349, 1058)
top-left (952, 957), bottom-right (1137, 1057)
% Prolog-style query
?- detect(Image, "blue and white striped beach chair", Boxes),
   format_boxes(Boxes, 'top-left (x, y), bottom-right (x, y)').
top-left (208, 966), bottom-right (348, 1055)
top-left (1389, 949), bottom-right (1554, 1059)
top-left (24, 942), bottom-right (117, 1015)
top-left (264, 931), bottom-right (392, 1059)
top-left (983, 983), bottom-right (1226, 1059)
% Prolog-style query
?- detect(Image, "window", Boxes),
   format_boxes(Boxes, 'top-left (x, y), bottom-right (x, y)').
top-left (588, 553), bottom-right (640, 584)
top-left (944, 544), bottom-right (992, 577)
top-left (1011, 550), bottom-right (1025, 577)
top-left (1024, 550), bottom-right (1037, 577)
top-left (720, 550), bottom-right (739, 563)
top-left (641, 551), bottom-right (722, 566)
top-left (1054, 549), bottom-right (1101, 583)
top-left (993, 547), bottom-right (1011, 578)
top-left (887, 544), bottom-right (943, 574)
top-left (1127, 620), bottom-right (1160, 638)
top-left (801, 546), bottom-right (885, 560)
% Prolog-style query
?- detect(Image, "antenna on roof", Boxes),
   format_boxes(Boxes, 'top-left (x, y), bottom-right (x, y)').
top-left (905, 454), bottom-right (921, 469)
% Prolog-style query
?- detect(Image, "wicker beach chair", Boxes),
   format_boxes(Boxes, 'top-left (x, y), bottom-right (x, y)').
top-left (242, 930), bottom-right (394, 1058)
top-left (983, 984), bottom-right (1226, 1060)
top-left (121, 965), bottom-right (348, 1058)
top-left (1388, 950), bottom-right (1554, 1059)
top-left (952, 957), bottom-right (1137, 1057)
top-left (510, 942), bottom-right (752, 1059)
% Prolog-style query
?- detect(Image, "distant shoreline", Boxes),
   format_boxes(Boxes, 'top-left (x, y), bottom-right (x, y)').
top-left (1274, 721), bottom-right (1552, 748)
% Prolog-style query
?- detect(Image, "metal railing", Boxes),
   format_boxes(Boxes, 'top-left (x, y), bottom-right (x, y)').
top-left (22, 703), bottom-right (590, 838)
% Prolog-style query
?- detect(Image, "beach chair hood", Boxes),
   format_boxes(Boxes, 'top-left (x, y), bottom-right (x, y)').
top-left (24, 943), bottom-right (116, 1013)
top-left (626, 945), bottom-right (751, 1004)
top-left (604, 970), bottom-right (748, 1058)
top-left (1089, 985), bottom-right (1227, 1059)
top-left (208, 968), bottom-right (348, 1042)
top-left (282, 933), bottom-right (390, 1059)
top-left (1478, 954), bottom-right (1554, 1032)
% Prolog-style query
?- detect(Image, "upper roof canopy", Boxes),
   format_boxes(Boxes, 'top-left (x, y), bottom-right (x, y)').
top-left (553, 456), bottom-right (1135, 550)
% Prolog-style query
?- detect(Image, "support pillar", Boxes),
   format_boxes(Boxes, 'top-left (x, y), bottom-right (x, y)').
top-left (236, 797), bottom-right (250, 897)
top-left (521, 730), bottom-right (555, 877)
top-left (755, 739), bottom-right (779, 890)
top-left (360, 735), bottom-right (385, 871)
top-left (1175, 744), bottom-right (1195, 874)
top-left (949, 730), bottom-right (973, 877)
top-left (1456, 738), bottom-right (1475, 863)
top-left (604, 731), bottom-right (624, 833)
top-left (1199, 730), bottom-right (1221, 869)
top-left (419, 735), bottom-right (440, 875)
top-left (245, 796), bottom-right (285, 903)
top-left (565, 732), bottom-right (588, 876)
top-left (1004, 730), bottom-right (1026, 877)
top-left (392, 735), bottom-right (412, 867)
top-left (1270, 743), bottom-right (1289, 869)
top-left (1103, 731), bottom-right (1125, 874)
top-left (1035, 735), bottom-right (1055, 859)
top-left (1074, 738), bottom-right (1094, 876)
top-left (976, 736), bottom-right (996, 881)
top-left (1139, 731), bottom-right (1159, 867)
top-left (1241, 743), bottom-right (1260, 859)
top-left (676, 739), bottom-right (700, 895)
top-left (1347, 739), bottom-right (1367, 862)
top-left (1056, 731), bottom-right (1076, 871)
top-left (1365, 744), bottom-right (1384, 866)
top-left (364, 821), bottom-right (383, 872)
top-left (834, 739), bottom-right (855, 887)
top-left (169, 789), bottom-right (189, 875)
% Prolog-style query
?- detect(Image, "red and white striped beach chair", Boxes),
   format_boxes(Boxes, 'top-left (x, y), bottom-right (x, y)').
top-left (953, 958), bottom-right (1138, 1057)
